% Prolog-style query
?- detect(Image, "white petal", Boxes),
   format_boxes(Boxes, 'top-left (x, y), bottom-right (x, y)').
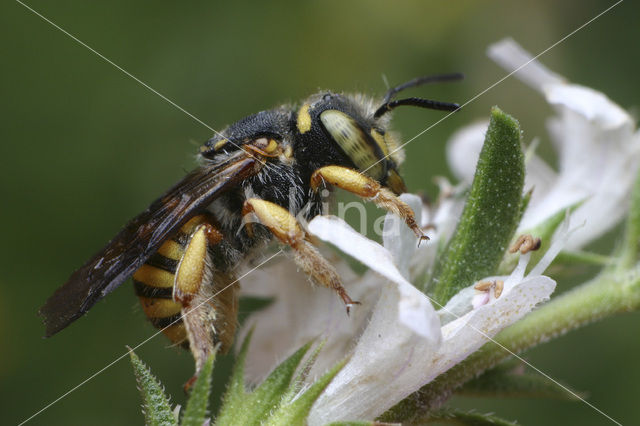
top-left (487, 37), bottom-right (565, 92)
top-left (440, 286), bottom-right (478, 323)
top-left (472, 291), bottom-right (490, 309)
top-left (490, 37), bottom-right (640, 248)
top-left (309, 281), bottom-right (438, 425)
top-left (238, 253), bottom-right (379, 381)
top-left (308, 215), bottom-right (441, 341)
top-left (439, 252), bottom-right (530, 325)
top-left (439, 274), bottom-right (555, 363)
top-left (310, 265), bottom-right (556, 424)
top-left (382, 193), bottom-right (423, 279)
top-left (546, 84), bottom-right (631, 131)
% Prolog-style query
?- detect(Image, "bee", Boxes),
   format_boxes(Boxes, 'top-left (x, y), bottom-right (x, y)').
top-left (40, 73), bottom-right (462, 386)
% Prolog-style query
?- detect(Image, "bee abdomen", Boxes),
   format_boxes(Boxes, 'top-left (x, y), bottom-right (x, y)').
top-left (132, 216), bottom-right (210, 348)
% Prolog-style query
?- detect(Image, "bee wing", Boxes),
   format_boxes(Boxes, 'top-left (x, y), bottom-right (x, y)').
top-left (40, 151), bottom-right (260, 337)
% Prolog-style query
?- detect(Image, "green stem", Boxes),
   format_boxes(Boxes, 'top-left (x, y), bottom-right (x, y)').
top-left (381, 269), bottom-right (640, 422)
top-left (554, 250), bottom-right (613, 267)
top-left (619, 170), bottom-right (640, 269)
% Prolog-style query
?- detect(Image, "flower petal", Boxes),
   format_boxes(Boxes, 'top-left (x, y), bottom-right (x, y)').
top-left (488, 37), bottom-right (640, 248)
top-left (309, 281), bottom-right (439, 425)
top-left (439, 274), bottom-right (555, 361)
top-left (446, 120), bottom-right (489, 185)
top-left (382, 193), bottom-right (423, 279)
top-left (308, 215), bottom-right (441, 341)
top-left (487, 37), bottom-right (565, 90)
top-left (238, 254), bottom-right (379, 382)
top-left (309, 260), bottom-right (556, 424)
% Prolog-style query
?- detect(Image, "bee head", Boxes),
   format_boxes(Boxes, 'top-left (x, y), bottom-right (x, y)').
top-left (198, 108), bottom-right (293, 160)
top-left (293, 73), bottom-right (462, 194)
top-left (198, 74), bottom-right (461, 195)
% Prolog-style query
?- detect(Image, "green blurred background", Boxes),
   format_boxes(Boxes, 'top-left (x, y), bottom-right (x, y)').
top-left (2, 0), bottom-right (638, 424)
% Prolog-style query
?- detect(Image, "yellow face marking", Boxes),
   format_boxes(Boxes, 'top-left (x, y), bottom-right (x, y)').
top-left (296, 103), bottom-right (312, 134)
top-left (213, 139), bottom-right (228, 151)
top-left (320, 109), bottom-right (385, 180)
top-left (175, 226), bottom-right (209, 297)
top-left (157, 240), bottom-right (185, 261)
top-left (133, 264), bottom-right (175, 288)
top-left (139, 297), bottom-right (182, 318)
top-left (370, 129), bottom-right (390, 157)
top-left (284, 146), bottom-right (293, 158)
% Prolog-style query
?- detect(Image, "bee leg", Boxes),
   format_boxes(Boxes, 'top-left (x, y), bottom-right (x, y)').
top-left (311, 165), bottom-right (428, 245)
top-left (243, 198), bottom-right (360, 313)
top-left (174, 222), bottom-right (238, 392)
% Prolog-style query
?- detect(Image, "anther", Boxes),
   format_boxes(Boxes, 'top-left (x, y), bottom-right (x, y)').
top-left (509, 234), bottom-right (542, 254)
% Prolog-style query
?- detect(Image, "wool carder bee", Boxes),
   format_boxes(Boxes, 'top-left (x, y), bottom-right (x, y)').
top-left (40, 74), bottom-right (462, 385)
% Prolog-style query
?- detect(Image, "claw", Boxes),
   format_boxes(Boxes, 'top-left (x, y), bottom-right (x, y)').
top-left (337, 288), bottom-right (361, 315)
top-left (345, 300), bottom-right (362, 316)
top-left (417, 234), bottom-right (430, 248)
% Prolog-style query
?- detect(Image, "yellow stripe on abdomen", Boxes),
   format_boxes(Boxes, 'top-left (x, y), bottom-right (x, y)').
top-left (139, 296), bottom-right (182, 318)
top-left (133, 264), bottom-right (175, 288)
top-left (156, 240), bottom-right (185, 261)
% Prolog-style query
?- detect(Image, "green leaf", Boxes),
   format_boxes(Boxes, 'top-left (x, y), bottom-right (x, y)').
top-left (620, 168), bottom-right (640, 268)
top-left (286, 340), bottom-right (326, 399)
top-left (458, 360), bottom-right (583, 400)
top-left (425, 408), bottom-right (519, 425)
top-left (216, 329), bottom-right (252, 425)
top-left (265, 358), bottom-right (347, 426)
top-left (430, 107), bottom-right (525, 304)
top-left (236, 342), bottom-right (314, 425)
top-left (129, 349), bottom-right (177, 426)
top-left (181, 354), bottom-right (215, 426)
top-left (517, 188), bottom-right (533, 226)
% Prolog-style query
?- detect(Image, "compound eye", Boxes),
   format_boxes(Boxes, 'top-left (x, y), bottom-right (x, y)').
top-left (320, 109), bottom-right (386, 180)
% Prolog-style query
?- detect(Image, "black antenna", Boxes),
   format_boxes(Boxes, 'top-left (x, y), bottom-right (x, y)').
top-left (375, 73), bottom-right (463, 119)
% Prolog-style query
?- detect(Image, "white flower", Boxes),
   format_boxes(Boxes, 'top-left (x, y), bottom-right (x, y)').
top-left (239, 193), bottom-right (558, 423)
top-left (449, 38), bottom-right (640, 249)
top-left (234, 37), bottom-right (640, 423)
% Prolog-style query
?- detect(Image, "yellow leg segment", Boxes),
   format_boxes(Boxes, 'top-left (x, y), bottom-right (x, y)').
top-left (310, 165), bottom-right (427, 244)
top-left (243, 198), bottom-right (359, 311)
top-left (174, 222), bottom-right (237, 391)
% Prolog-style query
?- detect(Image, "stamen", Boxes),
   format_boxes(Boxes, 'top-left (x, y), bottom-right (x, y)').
top-left (474, 279), bottom-right (505, 299)
top-left (474, 280), bottom-right (493, 291)
top-left (509, 234), bottom-right (542, 254)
